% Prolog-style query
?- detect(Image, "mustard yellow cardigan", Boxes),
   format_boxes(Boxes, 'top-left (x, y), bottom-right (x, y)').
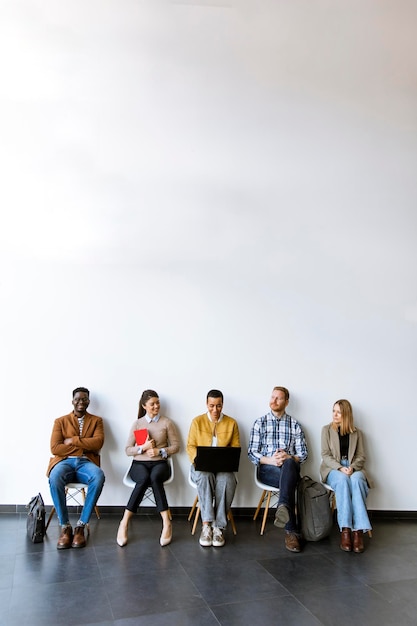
top-left (186, 413), bottom-right (240, 464)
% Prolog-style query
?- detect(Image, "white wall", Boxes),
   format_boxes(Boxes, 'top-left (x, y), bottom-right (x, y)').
top-left (1, 0), bottom-right (416, 510)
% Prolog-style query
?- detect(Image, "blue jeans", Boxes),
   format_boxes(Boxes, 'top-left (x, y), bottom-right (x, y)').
top-left (190, 466), bottom-right (237, 529)
top-left (49, 457), bottom-right (105, 526)
top-left (325, 460), bottom-right (371, 532)
top-left (258, 458), bottom-right (300, 533)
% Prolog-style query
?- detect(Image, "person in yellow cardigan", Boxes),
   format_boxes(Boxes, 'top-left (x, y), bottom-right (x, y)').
top-left (187, 389), bottom-right (240, 548)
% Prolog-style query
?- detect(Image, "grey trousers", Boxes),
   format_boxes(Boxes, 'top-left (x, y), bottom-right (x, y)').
top-left (190, 466), bottom-right (237, 529)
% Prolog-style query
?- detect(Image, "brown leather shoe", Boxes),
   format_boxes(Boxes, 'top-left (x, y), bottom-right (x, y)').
top-left (340, 528), bottom-right (352, 552)
top-left (352, 530), bottom-right (364, 553)
top-left (57, 525), bottom-right (73, 550)
top-left (285, 532), bottom-right (302, 553)
top-left (72, 525), bottom-right (87, 548)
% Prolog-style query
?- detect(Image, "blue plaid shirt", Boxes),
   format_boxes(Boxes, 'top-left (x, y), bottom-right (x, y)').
top-left (248, 411), bottom-right (308, 465)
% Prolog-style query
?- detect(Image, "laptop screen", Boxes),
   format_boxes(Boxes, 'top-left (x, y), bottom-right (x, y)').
top-left (194, 446), bottom-right (241, 473)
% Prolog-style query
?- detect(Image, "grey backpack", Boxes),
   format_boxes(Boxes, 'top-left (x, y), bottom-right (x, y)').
top-left (297, 476), bottom-right (333, 541)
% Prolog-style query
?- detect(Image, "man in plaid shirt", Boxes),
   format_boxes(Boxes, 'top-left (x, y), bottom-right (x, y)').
top-left (248, 386), bottom-right (308, 552)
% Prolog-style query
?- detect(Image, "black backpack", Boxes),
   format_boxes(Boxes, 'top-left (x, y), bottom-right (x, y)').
top-left (297, 476), bottom-right (333, 541)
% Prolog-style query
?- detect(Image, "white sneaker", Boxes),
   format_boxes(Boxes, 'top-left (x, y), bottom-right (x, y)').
top-left (199, 524), bottom-right (213, 547)
top-left (212, 526), bottom-right (225, 547)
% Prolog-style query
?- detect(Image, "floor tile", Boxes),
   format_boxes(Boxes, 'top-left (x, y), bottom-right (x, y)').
top-left (295, 584), bottom-right (417, 626)
top-left (7, 578), bottom-right (113, 625)
top-left (12, 548), bottom-right (101, 587)
top-left (324, 543), bottom-right (417, 585)
top-left (211, 595), bottom-right (322, 626)
top-left (102, 567), bottom-right (206, 620)
top-left (371, 577), bottom-right (417, 622)
top-left (259, 553), bottom-right (363, 594)
top-left (114, 606), bottom-right (220, 626)
top-left (186, 559), bottom-right (288, 605)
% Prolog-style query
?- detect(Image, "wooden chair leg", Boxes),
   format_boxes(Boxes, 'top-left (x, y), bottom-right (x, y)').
top-left (188, 495), bottom-right (198, 522)
top-left (227, 510), bottom-right (237, 535)
top-left (260, 491), bottom-right (272, 535)
top-left (45, 507), bottom-right (55, 532)
top-left (191, 505), bottom-right (200, 535)
top-left (253, 490), bottom-right (267, 521)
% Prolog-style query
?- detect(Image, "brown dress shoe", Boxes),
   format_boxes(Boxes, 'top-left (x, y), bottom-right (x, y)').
top-left (57, 525), bottom-right (73, 550)
top-left (72, 525), bottom-right (87, 548)
top-left (340, 528), bottom-right (352, 552)
top-left (352, 530), bottom-right (364, 553)
top-left (285, 532), bottom-right (302, 553)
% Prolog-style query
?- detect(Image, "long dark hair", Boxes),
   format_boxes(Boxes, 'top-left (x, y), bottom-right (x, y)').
top-left (138, 389), bottom-right (159, 418)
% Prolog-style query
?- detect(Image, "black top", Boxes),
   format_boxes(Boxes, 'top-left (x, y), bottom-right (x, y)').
top-left (338, 431), bottom-right (350, 459)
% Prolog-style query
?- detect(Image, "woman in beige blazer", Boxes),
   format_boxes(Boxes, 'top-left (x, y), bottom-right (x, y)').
top-left (320, 399), bottom-right (372, 553)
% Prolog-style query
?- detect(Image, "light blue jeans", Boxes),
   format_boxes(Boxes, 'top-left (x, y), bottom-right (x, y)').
top-left (326, 459), bottom-right (371, 532)
top-left (49, 457), bottom-right (105, 526)
top-left (190, 466), bottom-right (237, 529)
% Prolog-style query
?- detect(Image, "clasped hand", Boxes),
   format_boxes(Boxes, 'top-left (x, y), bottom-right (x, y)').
top-left (339, 466), bottom-right (353, 475)
top-left (273, 449), bottom-right (289, 467)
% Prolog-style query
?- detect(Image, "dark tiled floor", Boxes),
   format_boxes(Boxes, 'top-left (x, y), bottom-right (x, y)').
top-left (1, 513), bottom-right (417, 626)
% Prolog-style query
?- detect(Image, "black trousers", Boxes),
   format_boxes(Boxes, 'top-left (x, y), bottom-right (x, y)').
top-left (126, 460), bottom-right (171, 513)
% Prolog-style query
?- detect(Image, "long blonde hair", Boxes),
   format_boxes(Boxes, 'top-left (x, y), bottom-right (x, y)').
top-left (332, 399), bottom-right (356, 435)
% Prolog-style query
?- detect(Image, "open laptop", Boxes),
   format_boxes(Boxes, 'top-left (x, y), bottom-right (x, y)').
top-left (194, 446), bottom-right (241, 473)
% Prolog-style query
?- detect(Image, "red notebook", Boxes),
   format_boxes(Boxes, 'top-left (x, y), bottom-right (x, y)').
top-left (134, 429), bottom-right (148, 445)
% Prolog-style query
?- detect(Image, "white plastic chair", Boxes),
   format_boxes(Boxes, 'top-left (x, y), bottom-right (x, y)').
top-left (123, 456), bottom-right (174, 519)
top-left (187, 469), bottom-right (237, 535)
top-left (45, 483), bottom-right (100, 531)
top-left (253, 466), bottom-right (280, 535)
top-left (321, 481), bottom-right (337, 512)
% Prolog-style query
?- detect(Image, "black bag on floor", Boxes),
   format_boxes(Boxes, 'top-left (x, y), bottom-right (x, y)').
top-left (26, 493), bottom-right (46, 543)
top-left (297, 476), bottom-right (333, 541)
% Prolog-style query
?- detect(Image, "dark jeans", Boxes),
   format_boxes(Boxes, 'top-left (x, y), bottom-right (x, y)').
top-left (258, 457), bottom-right (300, 532)
top-left (126, 460), bottom-right (171, 513)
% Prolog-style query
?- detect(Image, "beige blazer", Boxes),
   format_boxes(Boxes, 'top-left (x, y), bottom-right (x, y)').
top-left (320, 423), bottom-right (373, 487)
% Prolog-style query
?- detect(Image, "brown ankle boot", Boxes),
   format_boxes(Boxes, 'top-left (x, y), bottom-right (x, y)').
top-left (340, 527), bottom-right (352, 551)
top-left (352, 530), bottom-right (364, 553)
